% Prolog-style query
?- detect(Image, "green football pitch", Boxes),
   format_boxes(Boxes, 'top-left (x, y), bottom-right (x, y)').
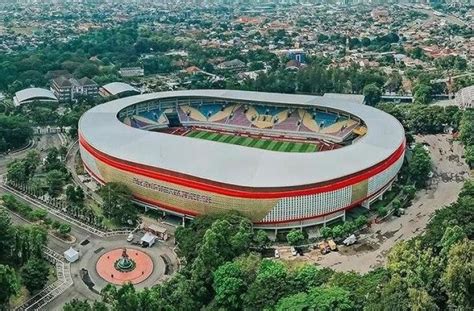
top-left (186, 130), bottom-right (318, 153)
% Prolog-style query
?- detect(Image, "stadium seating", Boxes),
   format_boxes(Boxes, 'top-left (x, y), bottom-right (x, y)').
top-left (273, 109), bottom-right (301, 131)
top-left (123, 103), bottom-right (361, 142)
top-left (227, 105), bottom-right (252, 127)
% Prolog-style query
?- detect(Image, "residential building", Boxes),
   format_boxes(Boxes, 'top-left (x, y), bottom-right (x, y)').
top-left (119, 67), bottom-right (145, 78)
top-left (51, 76), bottom-right (98, 102)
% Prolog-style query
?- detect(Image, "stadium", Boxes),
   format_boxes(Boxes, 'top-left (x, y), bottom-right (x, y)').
top-left (78, 90), bottom-right (405, 229)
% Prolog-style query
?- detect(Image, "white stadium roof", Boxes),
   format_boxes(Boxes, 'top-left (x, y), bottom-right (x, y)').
top-left (101, 82), bottom-right (139, 96)
top-left (79, 90), bottom-right (405, 188)
top-left (14, 88), bottom-right (58, 106)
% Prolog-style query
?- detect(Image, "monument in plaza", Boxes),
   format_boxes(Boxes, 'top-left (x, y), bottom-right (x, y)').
top-left (114, 248), bottom-right (136, 272)
top-left (96, 247), bottom-right (154, 285)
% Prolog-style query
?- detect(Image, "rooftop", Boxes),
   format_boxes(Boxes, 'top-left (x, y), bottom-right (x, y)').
top-left (14, 88), bottom-right (58, 106)
top-left (101, 82), bottom-right (140, 96)
top-left (79, 90), bottom-right (405, 189)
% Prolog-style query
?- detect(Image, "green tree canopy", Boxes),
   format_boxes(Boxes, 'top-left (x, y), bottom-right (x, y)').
top-left (21, 258), bottom-right (50, 293)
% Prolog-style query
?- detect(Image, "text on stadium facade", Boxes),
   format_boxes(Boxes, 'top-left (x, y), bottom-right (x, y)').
top-left (132, 177), bottom-right (212, 203)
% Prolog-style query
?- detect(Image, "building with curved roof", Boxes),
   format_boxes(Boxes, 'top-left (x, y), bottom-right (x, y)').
top-left (13, 88), bottom-right (58, 107)
top-left (79, 90), bottom-right (405, 229)
top-left (455, 85), bottom-right (473, 109)
top-left (100, 82), bottom-right (140, 98)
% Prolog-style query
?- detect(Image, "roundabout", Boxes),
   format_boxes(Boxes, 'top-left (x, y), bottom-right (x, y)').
top-left (96, 247), bottom-right (154, 285)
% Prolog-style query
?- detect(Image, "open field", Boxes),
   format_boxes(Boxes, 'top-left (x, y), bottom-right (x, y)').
top-left (186, 130), bottom-right (318, 153)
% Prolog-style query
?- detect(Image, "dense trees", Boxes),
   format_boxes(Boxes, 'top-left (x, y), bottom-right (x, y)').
top-left (0, 114), bottom-right (33, 152)
top-left (21, 258), bottom-right (50, 293)
top-left (442, 239), bottom-right (474, 309)
top-left (0, 208), bottom-right (49, 308)
top-left (64, 179), bottom-right (474, 311)
top-left (376, 104), bottom-right (463, 135)
top-left (413, 83), bottom-right (433, 105)
top-left (99, 182), bottom-right (138, 225)
top-left (0, 264), bottom-right (19, 308)
top-left (65, 185), bottom-right (85, 208)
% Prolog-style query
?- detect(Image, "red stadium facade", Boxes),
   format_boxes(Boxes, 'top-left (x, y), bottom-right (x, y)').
top-left (79, 90), bottom-right (406, 229)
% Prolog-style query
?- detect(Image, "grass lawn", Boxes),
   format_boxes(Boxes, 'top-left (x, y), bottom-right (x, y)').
top-left (186, 130), bottom-right (318, 153)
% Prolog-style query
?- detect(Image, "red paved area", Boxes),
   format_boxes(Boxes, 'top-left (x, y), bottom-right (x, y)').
top-left (96, 248), bottom-right (154, 285)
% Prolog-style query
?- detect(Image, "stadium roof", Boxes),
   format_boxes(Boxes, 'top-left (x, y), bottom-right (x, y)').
top-left (101, 82), bottom-right (139, 96)
top-left (323, 93), bottom-right (365, 105)
top-left (13, 88), bottom-right (58, 106)
top-left (79, 90), bottom-right (405, 188)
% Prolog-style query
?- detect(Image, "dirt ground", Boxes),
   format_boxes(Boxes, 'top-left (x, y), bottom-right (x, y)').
top-left (279, 134), bottom-right (471, 273)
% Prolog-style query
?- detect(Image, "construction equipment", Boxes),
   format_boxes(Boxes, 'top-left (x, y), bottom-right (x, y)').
top-left (318, 241), bottom-right (331, 255)
top-left (327, 239), bottom-right (337, 251)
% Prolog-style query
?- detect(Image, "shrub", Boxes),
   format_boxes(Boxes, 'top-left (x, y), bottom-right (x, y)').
top-left (377, 206), bottom-right (388, 218)
top-left (332, 225), bottom-right (344, 239)
top-left (58, 223), bottom-right (71, 236)
top-left (320, 227), bottom-right (332, 239)
top-left (52, 220), bottom-right (61, 230)
top-left (354, 215), bottom-right (368, 229)
top-left (29, 209), bottom-right (48, 221)
top-left (287, 229), bottom-right (305, 246)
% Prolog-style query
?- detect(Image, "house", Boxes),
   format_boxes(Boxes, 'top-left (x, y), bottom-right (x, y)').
top-left (119, 67), bottom-right (145, 78)
top-left (217, 59), bottom-right (246, 71)
top-left (185, 66), bottom-right (201, 75)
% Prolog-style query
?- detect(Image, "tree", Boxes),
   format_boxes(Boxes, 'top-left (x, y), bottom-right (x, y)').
top-left (277, 286), bottom-right (354, 311)
top-left (21, 258), bottom-right (50, 293)
top-left (386, 72), bottom-right (403, 93)
top-left (244, 259), bottom-right (289, 310)
top-left (306, 286), bottom-right (354, 311)
top-left (363, 83), bottom-right (382, 106)
top-left (440, 226), bottom-right (466, 255)
top-left (66, 185), bottom-right (85, 207)
top-left (213, 261), bottom-right (246, 310)
top-left (58, 223), bottom-right (71, 236)
top-left (286, 229), bottom-right (305, 246)
top-left (392, 198), bottom-right (402, 213)
top-left (465, 145), bottom-right (474, 169)
top-left (291, 265), bottom-right (334, 292)
top-left (442, 239), bottom-right (473, 310)
top-left (408, 288), bottom-right (439, 311)
top-left (408, 144), bottom-right (431, 188)
top-left (276, 292), bottom-right (308, 311)
top-left (413, 84), bottom-right (433, 105)
top-left (46, 170), bottom-right (65, 197)
top-left (99, 182), bottom-right (137, 225)
top-left (0, 208), bottom-right (14, 262)
top-left (354, 215), bottom-right (368, 229)
top-left (63, 299), bottom-right (108, 311)
top-left (253, 230), bottom-right (270, 251)
top-left (320, 227), bottom-right (332, 239)
top-left (0, 115), bottom-right (33, 152)
top-left (331, 225), bottom-right (345, 239)
top-left (459, 111), bottom-right (474, 146)
top-left (44, 148), bottom-right (64, 172)
top-left (0, 264), bottom-right (19, 307)
top-left (377, 206), bottom-right (388, 218)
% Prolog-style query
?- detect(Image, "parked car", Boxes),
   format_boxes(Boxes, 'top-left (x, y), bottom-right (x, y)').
top-left (126, 233), bottom-right (134, 242)
top-left (274, 249), bottom-right (280, 258)
top-left (291, 247), bottom-right (298, 256)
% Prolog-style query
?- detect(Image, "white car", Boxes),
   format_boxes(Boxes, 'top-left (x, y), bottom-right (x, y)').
top-left (126, 233), bottom-right (134, 242)
top-left (291, 247), bottom-right (298, 256)
top-left (274, 249), bottom-right (280, 258)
